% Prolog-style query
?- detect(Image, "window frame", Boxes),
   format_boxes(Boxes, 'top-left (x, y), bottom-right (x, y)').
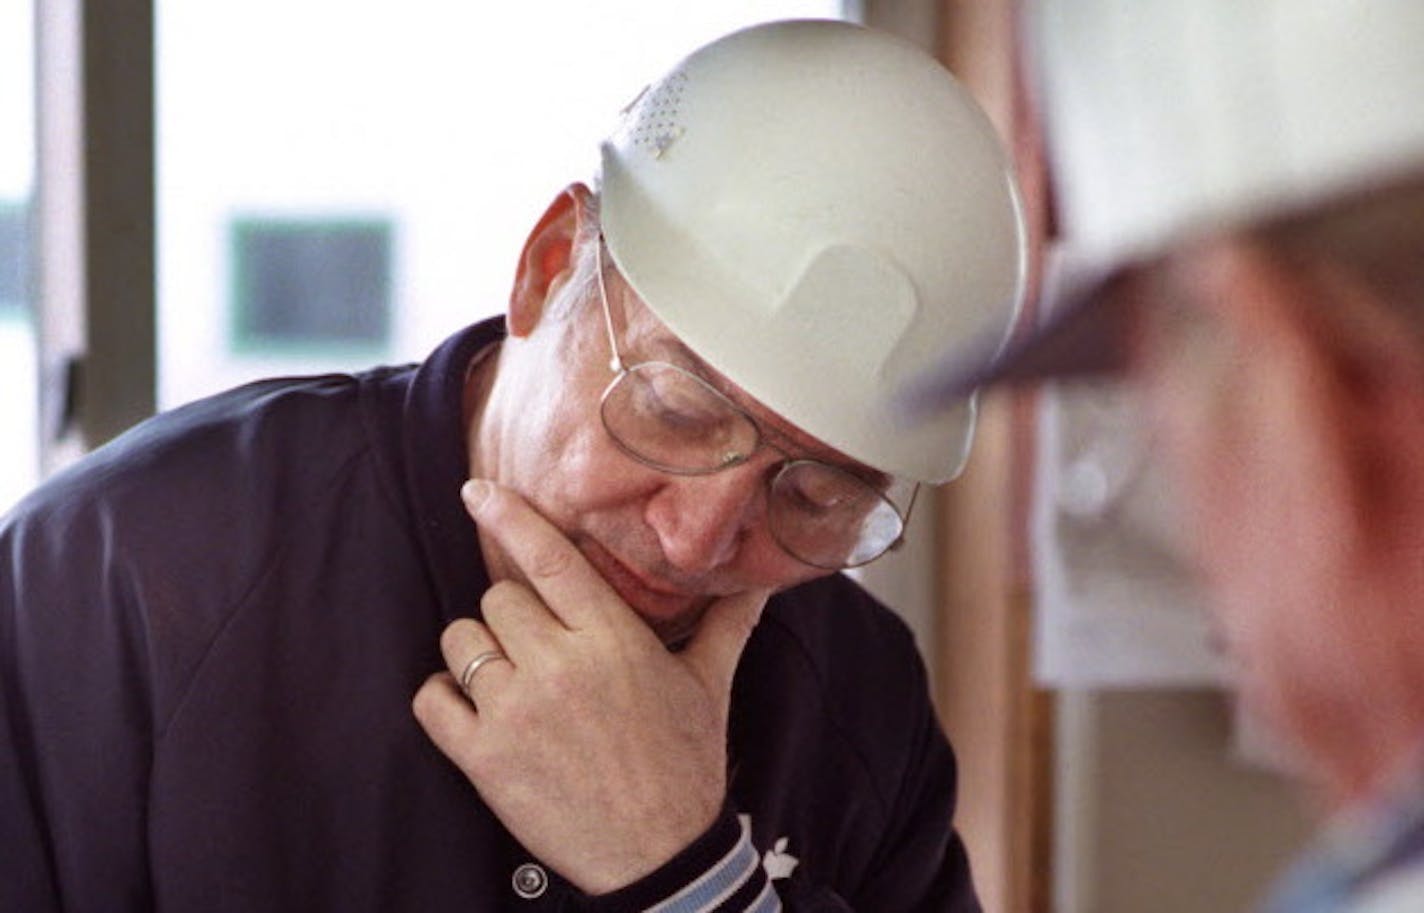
top-left (35, 0), bottom-right (155, 469)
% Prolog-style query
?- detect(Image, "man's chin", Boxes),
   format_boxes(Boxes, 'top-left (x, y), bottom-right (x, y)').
top-left (608, 573), bottom-right (713, 645)
top-left (639, 599), bottom-right (714, 648)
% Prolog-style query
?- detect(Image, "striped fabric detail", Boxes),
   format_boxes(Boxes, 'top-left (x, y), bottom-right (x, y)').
top-left (645, 816), bottom-right (779, 913)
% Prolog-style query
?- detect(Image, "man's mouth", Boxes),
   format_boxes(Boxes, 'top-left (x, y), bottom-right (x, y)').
top-left (575, 538), bottom-right (709, 639)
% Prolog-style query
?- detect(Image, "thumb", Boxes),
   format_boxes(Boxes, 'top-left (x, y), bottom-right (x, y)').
top-left (681, 588), bottom-right (771, 695)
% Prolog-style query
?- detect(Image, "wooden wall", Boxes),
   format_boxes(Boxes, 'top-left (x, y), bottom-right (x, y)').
top-left (928, 3), bottom-right (1054, 912)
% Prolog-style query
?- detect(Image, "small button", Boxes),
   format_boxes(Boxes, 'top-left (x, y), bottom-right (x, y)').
top-left (512, 862), bottom-right (548, 900)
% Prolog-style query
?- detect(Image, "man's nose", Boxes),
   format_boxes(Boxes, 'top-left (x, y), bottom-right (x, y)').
top-left (644, 463), bottom-right (769, 576)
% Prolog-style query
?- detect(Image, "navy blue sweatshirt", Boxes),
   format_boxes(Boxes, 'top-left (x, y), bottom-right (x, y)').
top-left (0, 319), bottom-right (979, 912)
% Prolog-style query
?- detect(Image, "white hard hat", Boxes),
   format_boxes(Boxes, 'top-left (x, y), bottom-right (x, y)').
top-left (599, 19), bottom-right (1026, 484)
top-left (905, 0), bottom-right (1424, 400)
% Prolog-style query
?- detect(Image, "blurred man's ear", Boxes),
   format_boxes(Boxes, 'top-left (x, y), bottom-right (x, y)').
top-left (508, 183), bottom-right (593, 338)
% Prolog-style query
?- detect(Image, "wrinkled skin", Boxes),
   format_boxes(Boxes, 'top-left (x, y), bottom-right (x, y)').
top-left (413, 184), bottom-right (881, 892)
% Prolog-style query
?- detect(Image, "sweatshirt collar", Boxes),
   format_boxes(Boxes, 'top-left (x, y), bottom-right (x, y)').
top-left (401, 316), bottom-right (506, 624)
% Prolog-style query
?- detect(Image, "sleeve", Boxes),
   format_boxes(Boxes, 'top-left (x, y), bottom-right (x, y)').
top-left (572, 721), bottom-right (978, 913)
top-left (563, 618), bottom-right (980, 913)
top-left (0, 494), bottom-right (158, 912)
top-left (566, 810), bottom-right (781, 912)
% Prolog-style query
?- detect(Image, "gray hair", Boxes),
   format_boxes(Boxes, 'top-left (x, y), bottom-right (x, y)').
top-left (545, 190), bottom-right (604, 320)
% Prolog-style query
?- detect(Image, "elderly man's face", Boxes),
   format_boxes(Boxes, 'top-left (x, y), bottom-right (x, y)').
top-left (472, 191), bottom-right (852, 643)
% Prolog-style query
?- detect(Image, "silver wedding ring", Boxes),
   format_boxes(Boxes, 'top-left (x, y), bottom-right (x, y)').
top-left (458, 649), bottom-right (508, 701)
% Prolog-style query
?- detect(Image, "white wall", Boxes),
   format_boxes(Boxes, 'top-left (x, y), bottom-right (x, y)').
top-left (156, 2), bottom-right (846, 408)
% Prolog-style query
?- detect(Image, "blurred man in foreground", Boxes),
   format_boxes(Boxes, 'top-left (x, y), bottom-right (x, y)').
top-left (909, 3), bottom-right (1424, 910)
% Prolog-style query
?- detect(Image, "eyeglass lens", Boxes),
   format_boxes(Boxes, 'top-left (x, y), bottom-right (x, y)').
top-left (600, 360), bottom-right (759, 472)
top-left (600, 361), bottom-right (903, 568)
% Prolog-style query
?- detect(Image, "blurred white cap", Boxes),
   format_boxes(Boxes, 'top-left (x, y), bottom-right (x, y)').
top-left (1033, 0), bottom-right (1424, 261)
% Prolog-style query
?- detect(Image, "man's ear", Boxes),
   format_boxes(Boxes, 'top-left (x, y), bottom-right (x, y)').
top-left (508, 183), bottom-right (594, 338)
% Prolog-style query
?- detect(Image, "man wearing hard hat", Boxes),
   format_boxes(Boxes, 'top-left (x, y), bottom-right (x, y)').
top-left (1, 20), bottom-right (1024, 912)
top-left (911, 2), bottom-right (1424, 911)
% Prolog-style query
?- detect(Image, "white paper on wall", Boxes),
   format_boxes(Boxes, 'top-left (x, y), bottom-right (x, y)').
top-left (1030, 249), bottom-right (1228, 687)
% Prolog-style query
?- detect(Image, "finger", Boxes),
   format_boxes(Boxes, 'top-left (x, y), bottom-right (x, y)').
top-left (462, 479), bottom-right (620, 631)
top-left (412, 672), bottom-right (482, 771)
top-left (679, 588), bottom-right (770, 696)
top-left (481, 579), bottom-right (568, 659)
top-left (440, 617), bottom-right (515, 710)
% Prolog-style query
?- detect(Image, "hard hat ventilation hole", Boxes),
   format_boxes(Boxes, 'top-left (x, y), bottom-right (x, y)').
top-left (625, 71), bottom-right (688, 159)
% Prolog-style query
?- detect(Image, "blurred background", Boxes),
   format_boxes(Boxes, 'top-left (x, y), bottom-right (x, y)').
top-left (3, 2), bottom-right (1315, 911)
top-left (1, 0), bottom-right (849, 509)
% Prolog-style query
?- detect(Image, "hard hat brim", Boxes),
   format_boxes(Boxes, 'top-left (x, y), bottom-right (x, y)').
top-left (900, 163), bottom-right (1424, 412)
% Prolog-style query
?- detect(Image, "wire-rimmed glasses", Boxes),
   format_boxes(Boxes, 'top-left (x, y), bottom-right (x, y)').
top-left (593, 235), bottom-right (915, 569)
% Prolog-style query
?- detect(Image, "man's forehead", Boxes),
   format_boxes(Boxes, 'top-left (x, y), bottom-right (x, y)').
top-left (625, 304), bottom-right (892, 485)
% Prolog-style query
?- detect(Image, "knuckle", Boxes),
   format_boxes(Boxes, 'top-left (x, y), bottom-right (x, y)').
top-left (491, 690), bottom-right (537, 730)
top-left (478, 484), bottom-right (512, 522)
top-left (539, 652), bottom-right (573, 688)
top-left (411, 674), bottom-right (453, 724)
top-left (410, 679), bottom-right (437, 720)
top-left (538, 653), bottom-right (586, 697)
top-left (457, 738), bottom-right (498, 783)
top-left (526, 542), bottom-right (574, 580)
top-left (439, 620), bottom-right (475, 659)
top-left (481, 580), bottom-right (527, 614)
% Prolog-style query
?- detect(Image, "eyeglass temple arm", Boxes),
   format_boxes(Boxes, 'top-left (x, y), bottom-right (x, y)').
top-left (889, 483), bottom-right (921, 552)
top-left (594, 234), bottom-right (625, 374)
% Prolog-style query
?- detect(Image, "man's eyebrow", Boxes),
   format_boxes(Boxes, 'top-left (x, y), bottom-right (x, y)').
top-left (648, 337), bottom-right (893, 488)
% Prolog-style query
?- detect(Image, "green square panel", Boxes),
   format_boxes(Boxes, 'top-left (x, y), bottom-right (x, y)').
top-left (231, 218), bottom-right (392, 349)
